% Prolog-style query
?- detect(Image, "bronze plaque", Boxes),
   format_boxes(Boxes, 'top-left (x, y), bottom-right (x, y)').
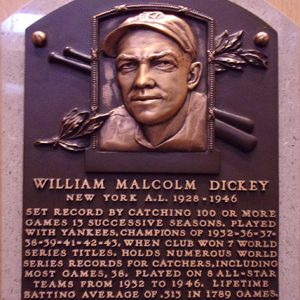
top-left (23, 0), bottom-right (278, 299)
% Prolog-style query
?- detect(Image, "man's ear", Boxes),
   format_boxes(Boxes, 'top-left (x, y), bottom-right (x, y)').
top-left (187, 62), bottom-right (202, 90)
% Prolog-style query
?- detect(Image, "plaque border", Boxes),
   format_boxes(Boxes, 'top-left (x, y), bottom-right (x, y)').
top-left (1, 1), bottom-right (300, 299)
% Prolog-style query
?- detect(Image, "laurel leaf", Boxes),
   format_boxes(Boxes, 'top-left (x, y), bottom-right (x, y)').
top-left (213, 30), bottom-right (268, 73)
top-left (224, 30), bottom-right (243, 51)
top-left (215, 53), bottom-right (246, 64)
top-left (215, 30), bottom-right (229, 54)
top-left (35, 108), bottom-right (113, 152)
top-left (215, 30), bottom-right (244, 54)
top-left (214, 53), bottom-right (246, 70)
top-left (34, 139), bottom-right (57, 146)
top-left (238, 49), bottom-right (268, 69)
top-left (214, 63), bottom-right (227, 72)
top-left (74, 112), bottom-right (111, 138)
top-left (58, 140), bottom-right (88, 152)
top-left (59, 109), bottom-right (89, 139)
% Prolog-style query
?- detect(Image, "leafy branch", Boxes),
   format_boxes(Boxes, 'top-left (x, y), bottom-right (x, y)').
top-left (209, 30), bottom-right (268, 72)
top-left (35, 108), bottom-right (110, 152)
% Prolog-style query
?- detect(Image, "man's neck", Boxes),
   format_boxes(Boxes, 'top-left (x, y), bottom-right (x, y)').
top-left (142, 96), bottom-right (190, 147)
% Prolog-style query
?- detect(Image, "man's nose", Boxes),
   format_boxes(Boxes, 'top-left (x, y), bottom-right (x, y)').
top-left (134, 63), bottom-right (155, 88)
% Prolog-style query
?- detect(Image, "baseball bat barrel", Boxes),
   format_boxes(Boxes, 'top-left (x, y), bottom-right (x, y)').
top-left (214, 108), bottom-right (254, 133)
top-left (215, 119), bottom-right (257, 152)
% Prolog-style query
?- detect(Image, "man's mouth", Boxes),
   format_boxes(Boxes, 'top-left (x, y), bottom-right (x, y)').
top-left (131, 95), bottom-right (163, 102)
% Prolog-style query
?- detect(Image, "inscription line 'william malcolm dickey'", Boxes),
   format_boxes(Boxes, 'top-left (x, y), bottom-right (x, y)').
top-left (33, 178), bottom-right (197, 191)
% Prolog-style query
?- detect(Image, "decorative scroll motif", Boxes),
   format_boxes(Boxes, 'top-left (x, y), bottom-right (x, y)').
top-left (114, 5), bottom-right (128, 12)
top-left (209, 30), bottom-right (268, 72)
top-left (177, 6), bottom-right (190, 13)
top-left (35, 109), bottom-right (110, 152)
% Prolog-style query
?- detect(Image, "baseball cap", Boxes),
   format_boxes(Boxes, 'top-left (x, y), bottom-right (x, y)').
top-left (102, 11), bottom-right (197, 60)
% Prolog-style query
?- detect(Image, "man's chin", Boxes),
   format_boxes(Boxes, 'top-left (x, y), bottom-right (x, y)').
top-left (131, 114), bottom-right (164, 127)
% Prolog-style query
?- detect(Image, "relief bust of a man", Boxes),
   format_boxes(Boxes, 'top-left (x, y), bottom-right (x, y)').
top-left (98, 11), bottom-right (207, 152)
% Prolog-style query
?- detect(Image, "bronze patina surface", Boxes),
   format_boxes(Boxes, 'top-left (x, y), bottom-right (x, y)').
top-left (23, 0), bottom-right (278, 299)
top-left (99, 12), bottom-right (207, 152)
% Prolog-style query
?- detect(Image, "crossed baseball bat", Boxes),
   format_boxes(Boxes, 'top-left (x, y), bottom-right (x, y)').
top-left (49, 47), bottom-right (257, 152)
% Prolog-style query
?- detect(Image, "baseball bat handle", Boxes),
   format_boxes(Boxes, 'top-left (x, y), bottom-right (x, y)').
top-left (215, 119), bottom-right (257, 152)
top-left (48, 52), bottom-right (91, 74)
top-left (63, 47), bottom-right (92, 63)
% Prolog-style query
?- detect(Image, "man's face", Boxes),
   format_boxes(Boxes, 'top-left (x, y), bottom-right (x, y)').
top-left (116, 29), bottom-right (194, 126)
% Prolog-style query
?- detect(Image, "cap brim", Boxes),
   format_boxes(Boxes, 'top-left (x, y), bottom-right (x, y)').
top-left (102, 22), bottom-right (178, 57)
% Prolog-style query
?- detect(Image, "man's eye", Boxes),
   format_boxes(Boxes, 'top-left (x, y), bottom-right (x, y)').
top-left (118, 62), bottom-right (137, 72)
top-left (152, 60), bottom-right (176, 70)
